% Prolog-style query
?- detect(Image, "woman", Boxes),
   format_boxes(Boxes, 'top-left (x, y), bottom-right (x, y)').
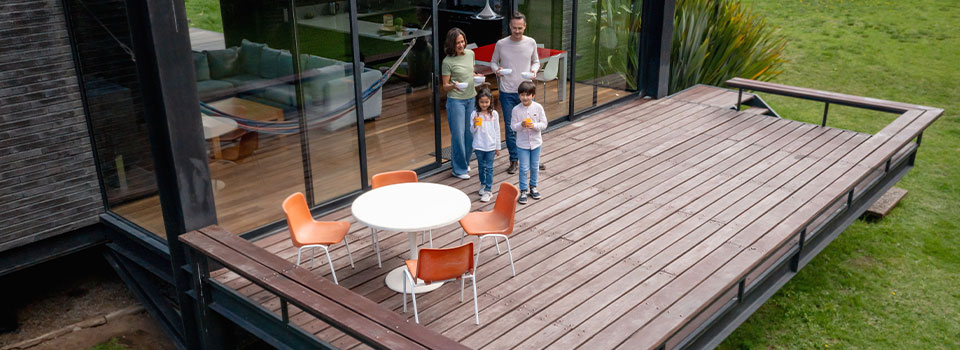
top-left (441, 27), bottom-right (480, 179)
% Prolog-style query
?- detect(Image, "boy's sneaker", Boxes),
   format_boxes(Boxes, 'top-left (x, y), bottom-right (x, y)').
top-left (478, 187), bottom-right (486, 196)
top-left (507, 161), bottom-right (519, 174)
top-left (518, 190), bottom-right (528, 204)
top-left (480, 191), bottom-right (493, 202)
top-left (529, 187), bottom-right (541, 200)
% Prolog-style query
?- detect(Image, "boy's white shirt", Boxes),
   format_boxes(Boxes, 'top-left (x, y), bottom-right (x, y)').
top-left (510, 101), bottom-right (547, 149)
top-left (470, 110), bottom-right (502, 152)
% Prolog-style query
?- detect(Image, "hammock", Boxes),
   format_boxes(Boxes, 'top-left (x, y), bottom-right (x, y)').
top-left (201, 19), bottom-right (430, 134)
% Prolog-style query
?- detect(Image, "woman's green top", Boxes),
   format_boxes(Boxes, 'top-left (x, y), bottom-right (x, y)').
top-left (441, 49), bottom-right (477, 100)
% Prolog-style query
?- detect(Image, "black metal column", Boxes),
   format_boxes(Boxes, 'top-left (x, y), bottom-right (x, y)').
top-left (349, 0), bottom-right (370, 190)
top-left (124, 0), bottom-right (218, 348)
top-left (639, 0), bottom-right (675, 98)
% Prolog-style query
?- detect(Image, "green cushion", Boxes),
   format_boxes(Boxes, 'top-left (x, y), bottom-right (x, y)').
top-left (196, 80), bottom-right (233, 101)
top-left (278, 51), bottom-right (294, 78)
top-left (240, 39), bottom-right (265, 75)
top-left (221, 74), bottom-right (264, 87)
top-left (257, 84), bottom-right (297, 106)
top-left (205, 48), bottom-right (239, 79)
top-left (193, 52), bottom-right (210, 81)
top-left (259, 47), bottom-right (282, 79)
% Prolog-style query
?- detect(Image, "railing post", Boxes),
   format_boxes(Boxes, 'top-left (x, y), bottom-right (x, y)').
top-left (790, 228), bottom-right (806, 272)
top-left (737, 279), bottom-right (745, 303)
top-left (281, 299), bottom-right (289, 323)
top-left (821, 102), bottom-right (830, 127)
top-left (736, 88), bottom-right (743, 111)
top-left (188, 248), bottom-right (228, 349)
top-left (847, 189), bottom-right (854, 208)
top-left (916, 131), bottom-right (923, 145)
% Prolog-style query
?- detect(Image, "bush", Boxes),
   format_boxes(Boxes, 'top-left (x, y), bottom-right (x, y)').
top-left (670, 0), bottom-right (788, 94)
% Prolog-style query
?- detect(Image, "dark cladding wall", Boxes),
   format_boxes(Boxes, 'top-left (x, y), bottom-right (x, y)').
top-left (0, 0), bottom-right (103, 252)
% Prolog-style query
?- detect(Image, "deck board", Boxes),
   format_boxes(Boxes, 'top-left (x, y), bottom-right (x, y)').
top-left (206, 84), bottom-right (932, 349)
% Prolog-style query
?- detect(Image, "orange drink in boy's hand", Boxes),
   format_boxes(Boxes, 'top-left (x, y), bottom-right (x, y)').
top-left (524, 117), bottom-right (532, 127)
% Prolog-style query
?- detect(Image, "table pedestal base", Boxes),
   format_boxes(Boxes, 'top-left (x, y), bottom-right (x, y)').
top-left (385, 267), bottom-right (444, 293)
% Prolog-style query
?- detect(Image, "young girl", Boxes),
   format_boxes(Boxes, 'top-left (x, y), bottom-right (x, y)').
top-left (470, 89), bottom-right (501, 202)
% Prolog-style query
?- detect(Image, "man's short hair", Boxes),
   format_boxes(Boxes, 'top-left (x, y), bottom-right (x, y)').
top-left (518, 81), bottom-right (536, 95)
top-left (512, 12), bottom-right (526, 23)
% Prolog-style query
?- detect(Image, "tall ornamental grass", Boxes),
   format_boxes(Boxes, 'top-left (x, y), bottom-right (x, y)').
top-left (670, 0), bottom-right (788, 94)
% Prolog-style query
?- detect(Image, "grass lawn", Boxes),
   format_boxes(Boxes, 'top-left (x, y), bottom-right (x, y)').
top-left (718, 0), bottom-right (960, 349)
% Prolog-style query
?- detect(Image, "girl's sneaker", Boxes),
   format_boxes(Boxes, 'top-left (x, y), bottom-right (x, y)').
top-left (478, 187), bottom-right (486, 196)
top-left (480, 191), bottom-right (493, 202)
top-left (529, 187), bottom-right (541, 200)
top-left (518, 190), bottom-right (528, 204)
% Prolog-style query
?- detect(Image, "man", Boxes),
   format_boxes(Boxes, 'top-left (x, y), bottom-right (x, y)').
top-left (491, 12), bottom-right (546, 174)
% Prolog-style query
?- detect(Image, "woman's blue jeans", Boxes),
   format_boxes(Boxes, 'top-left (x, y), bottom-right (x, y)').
top-left (446, 96), bottom-right (475, 175)
top-left (517, 146), bottom-right (541, 191)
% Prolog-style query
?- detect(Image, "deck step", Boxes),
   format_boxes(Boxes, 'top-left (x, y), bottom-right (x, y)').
top-left (742, 107), bottom-right (770, 115)
top-left (864, 186), bottom-right (908, 219)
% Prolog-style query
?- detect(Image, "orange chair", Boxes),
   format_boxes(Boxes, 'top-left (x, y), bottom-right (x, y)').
top-left (283, 192), bottom-right (353, 284)
top-left (402, 243), bottom-right (479, 324)
top-left (370, 170), bottom-right (431, 267)
top-left (459, 182), bottom-right (521, 276)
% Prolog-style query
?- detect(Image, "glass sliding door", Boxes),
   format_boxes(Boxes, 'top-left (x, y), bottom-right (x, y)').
top-left (290, 0), bottom-right (364, 204)
top-left (354, 0), bottom-right (439, 180)
top-left (574, 0), bottom-right (641, 113)
top-left (517, 0), bottom-right (571, 122)
top-left (187, 0), bottom-right (365, 233)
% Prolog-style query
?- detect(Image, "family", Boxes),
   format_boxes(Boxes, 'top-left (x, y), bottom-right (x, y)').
top-left (441, 12), bottom-right (547, 205)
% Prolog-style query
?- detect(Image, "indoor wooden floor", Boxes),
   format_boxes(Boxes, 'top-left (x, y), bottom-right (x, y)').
top-left (203, 84), bottom-right (933, 349)
top-left (112, 81), bottom-right (627, 235)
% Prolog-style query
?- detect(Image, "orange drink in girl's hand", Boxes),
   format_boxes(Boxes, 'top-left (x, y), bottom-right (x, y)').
top-left (474, 116), bottom-right (483, 126)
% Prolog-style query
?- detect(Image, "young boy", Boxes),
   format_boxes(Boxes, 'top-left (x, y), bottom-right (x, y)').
top-left (510, 81), bottom-right (547, 204)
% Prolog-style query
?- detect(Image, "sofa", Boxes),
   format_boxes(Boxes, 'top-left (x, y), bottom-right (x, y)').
top-left (194, 39), bottom-right (382, 130)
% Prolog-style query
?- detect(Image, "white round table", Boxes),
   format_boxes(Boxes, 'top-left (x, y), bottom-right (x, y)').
top-left (351, 182), bottom-right (471, 293)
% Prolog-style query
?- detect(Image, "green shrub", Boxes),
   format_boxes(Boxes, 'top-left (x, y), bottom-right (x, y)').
top-left (670, 0), bottom-right (788, 93)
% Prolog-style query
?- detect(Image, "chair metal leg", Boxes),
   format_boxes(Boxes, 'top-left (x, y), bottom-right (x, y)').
top-left (322, 246), bottom-right (338, 285)
top-left (460, 230), bottom-right (465, 245)
top-left (495, 237), bottom-right (502, 254)
top-left (371, 228), bottom-right (381, 268)
top-left (474, 236), bottom-right (484, 275)
top-left (471, 275), bottom-right (479, 325)
top-left (504, 236), bottom-right (516, 276)
top-left (296, 247), bottom-right (303, 266)
top-left (460, 277), bottom-right (465, 302)
top-left (343, 237), bottom-right (355, 268)
top-left (310, 247), bottom-right (317, 268)
top-left (402, 270), bottom-right (408, 312)
top-left (428, 230), bottom-right (433, 248)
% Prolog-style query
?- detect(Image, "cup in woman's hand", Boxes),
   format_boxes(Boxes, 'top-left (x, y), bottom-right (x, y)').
top-left (455, 82), bottom-right (469, 90)
top-left (521, 71), bottom-right (535, 79)
top-left (499, 68), bottom-right (512, 75)
top-left (474, 76), bottom-right (485, 84)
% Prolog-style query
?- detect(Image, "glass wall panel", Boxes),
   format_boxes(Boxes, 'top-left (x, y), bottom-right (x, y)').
top-left (65, 0), bottom-right (165, 235)
top-left (574, 0), bottom-right (641, 113)
top-left (187, 0), bottom-right (364, 233)
top-left (290, 1), bottom-right (364, 203)
top-left (353, 0), bottom-right (438, 179)
top-left (517, 0), bottom-right (572, 122)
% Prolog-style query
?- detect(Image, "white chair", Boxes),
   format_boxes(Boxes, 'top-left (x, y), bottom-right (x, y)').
top-left (536, 43), bottom-right (544, 48)
top-left (534, 55), bottom-right (560, 103)
top-left (466, 43), bottom-right (478, 50)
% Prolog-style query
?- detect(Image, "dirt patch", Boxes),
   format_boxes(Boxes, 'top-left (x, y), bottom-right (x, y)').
top-left (0, 249), bottom-right (173, 349)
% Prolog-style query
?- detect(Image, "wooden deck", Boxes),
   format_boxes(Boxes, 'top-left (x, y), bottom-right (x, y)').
top-left (206, 84), bottom-right (939, 349)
